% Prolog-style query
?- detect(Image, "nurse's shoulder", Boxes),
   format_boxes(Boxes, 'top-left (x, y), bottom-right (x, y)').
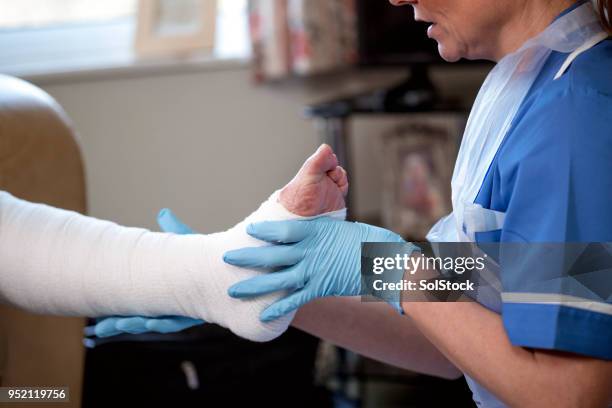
top-left (500, 38), bottom-right (612, 204)
top-left (566, 38), bottom-right (612, 96)
top-left (498, 39), bottom-right (612, 243)
top-left (523, 39), bottom-right (612, 121)
top-left (526, 38), bottom-right (612, 138)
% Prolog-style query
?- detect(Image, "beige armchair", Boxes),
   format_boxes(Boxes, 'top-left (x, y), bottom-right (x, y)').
top-left (0, 75), bottom-right (86, 407)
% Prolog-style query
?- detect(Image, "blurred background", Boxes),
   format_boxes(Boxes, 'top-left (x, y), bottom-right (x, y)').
top-left (0, 1), bottom-right (491, 407)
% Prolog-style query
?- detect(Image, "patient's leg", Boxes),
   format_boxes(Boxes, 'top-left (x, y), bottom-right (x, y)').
top-left (0, 145), bottom-right (347, 342)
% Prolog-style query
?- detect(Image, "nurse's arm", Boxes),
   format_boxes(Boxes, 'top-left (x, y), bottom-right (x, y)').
top-left (292, 296), bottom-right (462, 380)
top-left (404, 301), bottom-right (612, 407)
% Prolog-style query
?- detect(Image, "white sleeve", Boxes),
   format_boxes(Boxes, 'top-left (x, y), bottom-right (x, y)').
top-left (0, 191), bottom-right (345, 342)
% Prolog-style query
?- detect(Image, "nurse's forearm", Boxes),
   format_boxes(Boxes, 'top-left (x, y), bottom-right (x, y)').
top-left (403, 301), bottom-right (612, 407)
top-left (292, 297), bottom-right (462, 379)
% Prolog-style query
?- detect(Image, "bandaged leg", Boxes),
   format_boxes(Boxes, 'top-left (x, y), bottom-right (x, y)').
top-left (0, 145), bottom-right (347, 342)
top-left (0, 191), bottom-right (344, 342)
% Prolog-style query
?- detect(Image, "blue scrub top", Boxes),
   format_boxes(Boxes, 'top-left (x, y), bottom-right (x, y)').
top-left (475, 39), bottom-right (612, 244)
top-left (474, 35), bottom-right (612, 349)
top-left (466, 23), bottom-right (612, 408)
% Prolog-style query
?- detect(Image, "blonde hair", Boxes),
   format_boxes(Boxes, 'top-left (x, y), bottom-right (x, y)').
top-left (597, 0), bottom-right (612, 33)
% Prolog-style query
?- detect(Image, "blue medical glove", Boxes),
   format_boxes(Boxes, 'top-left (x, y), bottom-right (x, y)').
top-left (225, 218), bottom-right (416, 322)
top-left (93, 316), bottom-right (203, 337)
top-left (92, 209), bottom-right (204, 338)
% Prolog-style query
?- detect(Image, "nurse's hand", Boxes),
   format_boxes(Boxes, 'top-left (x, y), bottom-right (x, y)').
top-left (92, 209), bottom-right (205, 338)
top-left (93, 315), bottom-right (203, 337)
top-left (225, 218), bottom-right (408, 322)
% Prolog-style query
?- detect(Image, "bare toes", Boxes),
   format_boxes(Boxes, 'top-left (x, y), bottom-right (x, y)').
top-left (337, 167), bottom-right (349, 196)
top-left (328, 166), bottom-right (344, 183)
top-left (302, 144), bottom-right (338, 177)
top-left (327, 166), bottom-right (349, 197)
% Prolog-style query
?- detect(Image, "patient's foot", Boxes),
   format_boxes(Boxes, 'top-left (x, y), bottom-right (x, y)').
top-left (279, 144), bottom-right (348, 216)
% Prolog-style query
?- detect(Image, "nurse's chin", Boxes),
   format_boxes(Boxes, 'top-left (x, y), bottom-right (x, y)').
top-left (436, 43), bottom-right (464, 63)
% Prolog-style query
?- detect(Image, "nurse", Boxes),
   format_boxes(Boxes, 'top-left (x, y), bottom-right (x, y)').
top-left (222, 0), bottom-right (612, 406)
top-left (101, 0), bottom-right (612, 406)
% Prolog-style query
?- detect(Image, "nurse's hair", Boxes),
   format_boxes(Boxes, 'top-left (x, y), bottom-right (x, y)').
top-left (597, 0), bottom-right (612, 34)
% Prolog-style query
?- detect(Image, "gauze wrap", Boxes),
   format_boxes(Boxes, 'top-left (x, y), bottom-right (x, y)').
top-left (0, 190), bottom-right (345, 342)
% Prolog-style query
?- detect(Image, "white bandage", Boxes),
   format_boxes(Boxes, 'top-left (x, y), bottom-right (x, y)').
top-left (0, 191), bottom-right (345, 342)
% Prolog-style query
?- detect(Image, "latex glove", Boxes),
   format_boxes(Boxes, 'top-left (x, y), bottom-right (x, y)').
top-left (225, 218), bottom-right (417, 322)
top-left (92, 209), bottom-right (204, 337)
top-left (93, 315), bottom-right (203, 336)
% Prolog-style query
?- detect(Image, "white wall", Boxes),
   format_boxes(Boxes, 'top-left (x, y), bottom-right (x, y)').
top-left (39, 64), bottom-right (487, 233)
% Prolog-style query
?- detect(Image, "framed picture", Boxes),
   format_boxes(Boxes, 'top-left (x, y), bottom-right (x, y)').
top-left (135, 0), bottom-right (217, 57)
top-left (381, 119), bottom-right (460, 241)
